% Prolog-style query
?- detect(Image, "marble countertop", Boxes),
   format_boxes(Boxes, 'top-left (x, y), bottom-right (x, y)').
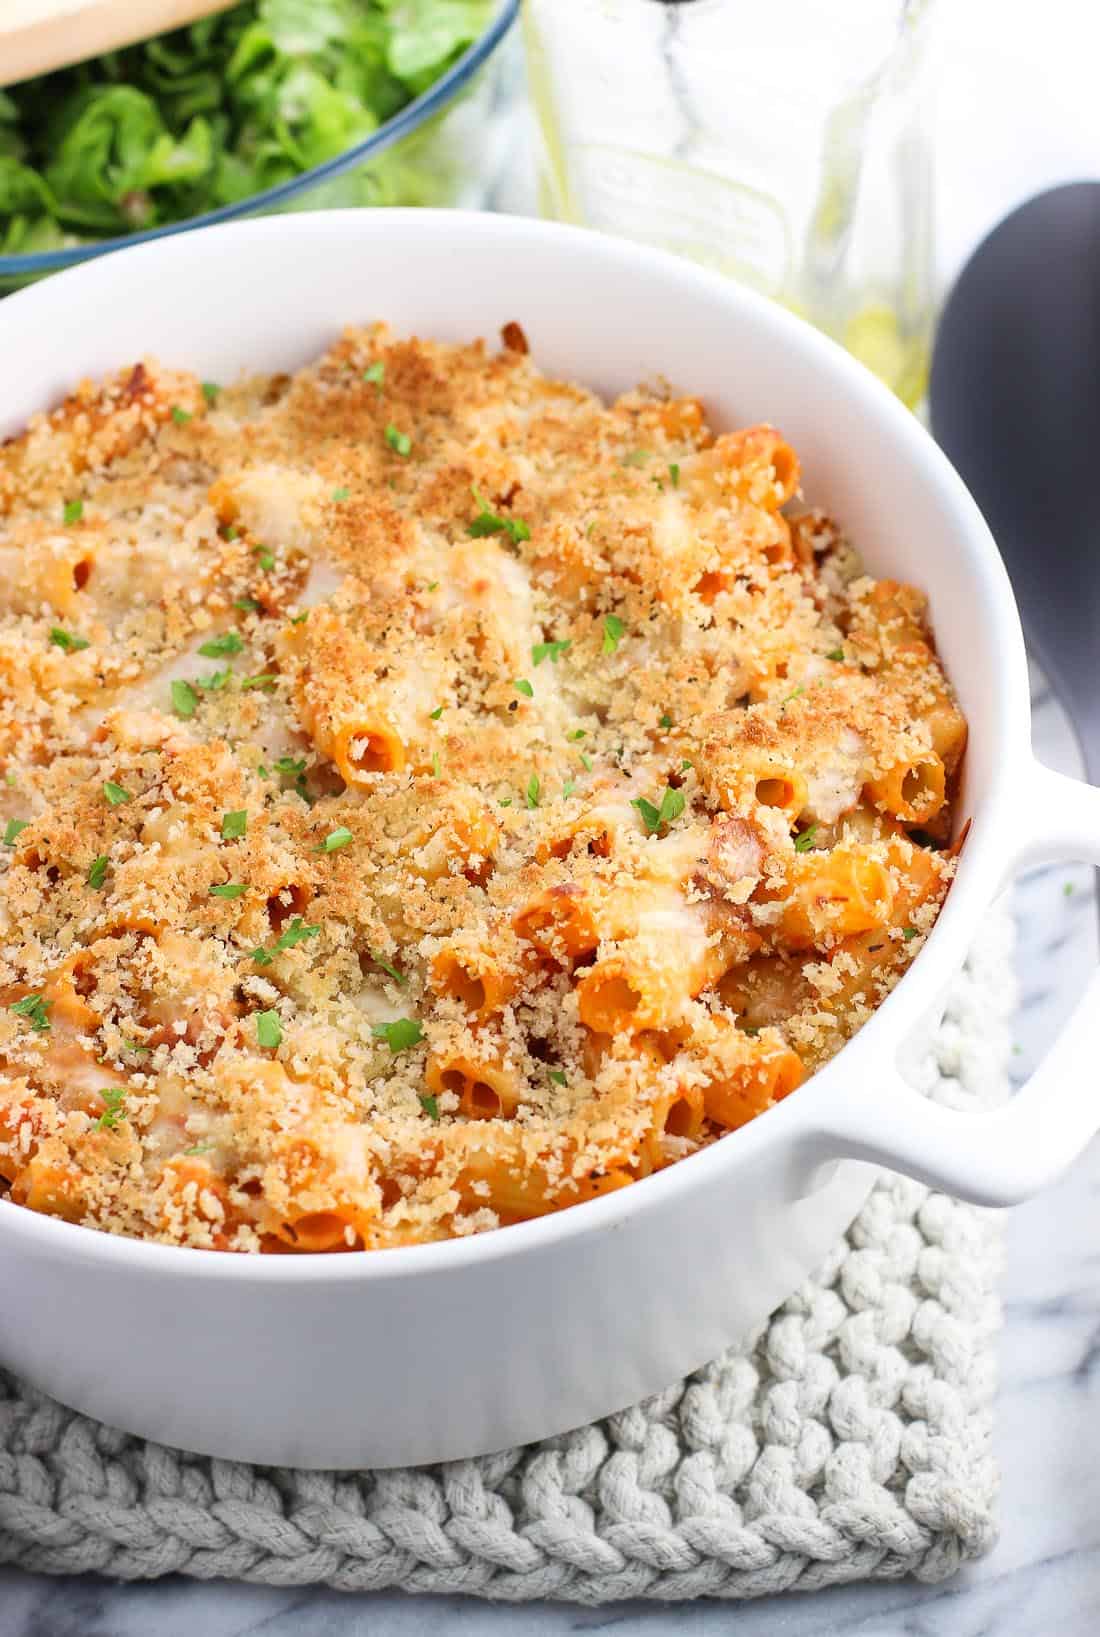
top-left (2, 667), bottom-right (1097, 1636)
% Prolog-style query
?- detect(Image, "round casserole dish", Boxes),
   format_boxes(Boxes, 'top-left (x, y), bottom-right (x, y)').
top-left (0, 210), bottom-right (1098, 1470)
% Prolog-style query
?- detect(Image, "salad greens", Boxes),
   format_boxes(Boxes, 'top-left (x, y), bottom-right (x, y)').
top-left (0, 0), bottom-right (495, 258)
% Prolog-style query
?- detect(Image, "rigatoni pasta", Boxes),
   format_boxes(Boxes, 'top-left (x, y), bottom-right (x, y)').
top-left (0, 323), bottom-right (964, 1252)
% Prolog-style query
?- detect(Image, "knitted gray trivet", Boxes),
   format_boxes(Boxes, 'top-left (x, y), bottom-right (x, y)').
top-left (0, 905), bottom-right (1013, 1602)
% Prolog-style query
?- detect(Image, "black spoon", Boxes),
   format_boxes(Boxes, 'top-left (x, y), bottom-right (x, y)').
top-left (930, 182), bottom-right (1100, 800)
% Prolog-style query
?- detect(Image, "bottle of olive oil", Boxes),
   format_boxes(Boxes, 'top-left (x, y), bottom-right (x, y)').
top-left (523, 0), bottom-right (939, 407)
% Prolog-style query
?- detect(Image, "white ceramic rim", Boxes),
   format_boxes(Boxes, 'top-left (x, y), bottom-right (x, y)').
top-left (0, 209), bottom-right (1037, 1280)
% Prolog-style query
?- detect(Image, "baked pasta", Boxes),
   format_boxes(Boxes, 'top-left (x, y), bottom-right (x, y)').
top-left (0, 325), bottom-right (966, 1251)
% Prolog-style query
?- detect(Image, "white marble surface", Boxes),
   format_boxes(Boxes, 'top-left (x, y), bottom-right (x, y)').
top-left (4, 1), bottom-right (1100, 1631)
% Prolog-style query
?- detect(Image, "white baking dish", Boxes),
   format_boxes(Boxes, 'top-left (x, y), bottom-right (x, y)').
top-left (1, 211), bottom-right (1097, 1470)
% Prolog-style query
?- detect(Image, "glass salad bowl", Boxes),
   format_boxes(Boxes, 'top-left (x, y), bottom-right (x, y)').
top-left (0, 0), bottom-right (518, 287)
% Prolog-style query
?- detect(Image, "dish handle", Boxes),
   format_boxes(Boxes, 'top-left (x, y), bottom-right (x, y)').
top-left (813, 762), bottom-right (1100, 1207)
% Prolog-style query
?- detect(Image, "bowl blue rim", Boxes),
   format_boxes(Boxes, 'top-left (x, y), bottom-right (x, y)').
top-left (0, 0), bottom-right (519, 276)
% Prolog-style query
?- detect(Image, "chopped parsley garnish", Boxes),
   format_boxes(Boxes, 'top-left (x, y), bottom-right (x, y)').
top-left (680, 758), bottom-right (693, 772)
top-left (121, 1038), bottom-right (150, 1055)
top-left (419, 1093), bottom-right (440, 1121)
top-left (659, 713), bottom-right (673, 730)
top-left (902, 925), bottom-right (918, 940)
top-left (234, 597), bottom-right (261, 613)
top-left (252, 918), bottom-right (319, 964)
top-left (272, 757), bottom-right (307, 779)
top-left (632, 785), bottom-right (686, 835)
top-left (184, 1142), bottom-right (214, 1156)
top-left (431, 751), bottom-right (441, 778)
top-left (363, 360), bottom-right (385, 388)
top-left (318, 827), bottom-right (353, 853)
top-left (426, 580), bottom-right (439, 591)
top-left (331, 486), bottom-right (350, 502)
top-left (514, 678), bottom-right (534, 698)
top-left (253, 545), bottom-right (276, 572)
top-left (290, 612), bottom-right (308, 625)
top-left (3, 819), bottom-right (28, 846)
top-left (384, 423), bottom-right (411, 456)
top-left (499, 797), bottom-right (512, 807)
top-left (209, 881), bottom-right (248, 899)
top-left (63, 498), bottom-right (84, 524)
top-left (9, 993), bottom-right (51, 1032)
top-left (668, 462), bottom-right (680, 488)
top-left (742, 1024), bottom-right (761, 1037)
top-left (370, 952), bottom-right (407, 985)
top-left (171, 679), bottom-right (198, 718)
top-left (602, 614), bottom-right (625, 654)
top-left (197, 668), bottom-right (232, 691)
top-left (171, 405), bottom-right (192, 425)
top-left (580, 752), bottom-right (593, 772)
top-left (548, 1069), bottom-right (568, 1087)
top-left (372, 1017), bottom-right (424, 1053)
top-left (826, 648), bottom-right (845, 662)
top-left (621, 449), bottom-right (650, 467)
top-left (221, 809), bottom-right (247, 840)
top-left (793, 824), bottom-right (819, 853)
top-left (562, 778), bottom-right (576, 799)
top-left (87, 854), bottom-right (108, 888)
top-left (525, 774), bottom-right (541, 810)
top-left (49, 627), bottom-right (89, 653)
top-left (255, 1009), bottom-right (282, 1049)
top-left (94, 1087), bottom-right (127, 1131)
top-left (532, 639), bottom-right (572, 666)
top-left (199, 631), bottom-right (244, 658)
top-left (429, 706), bottom-right (443, 720)
top-left (103, 781), bottom-right (131, 806)
top-left (224, 525), bottom-right (239, 540)
top-left (566, 728), bottom-right (587, 742)
top-left (467, 486), bottom-right (531, 544)
top-left (201, 381), bottom-right (220, 405)
top-left (241, 673), bottom-right (277, 690)
top-left (783, 686), bottom-right (805, 705)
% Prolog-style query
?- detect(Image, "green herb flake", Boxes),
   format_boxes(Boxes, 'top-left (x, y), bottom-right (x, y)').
top-left (275, 921), bottom-right (319, 956)
top-left (49, 627), bottom-right (90, 653)
top-left (426, 581), bottom-right (439, 592)
top-left (532, 639), bottom-right (572, 667)
top-left (783, 686), bottom-right (805, 705)
top-left (209, 881), bottom-right (248, 899)
top-left (253, 545), bottom-right (275, 572)
top-left (499, 797), bottom-right (513, 807)
top-left (548, 1069), bottom-right (568, 1087)
top-left (902, 925), bottom-right (919, 940)
top-left (514, 678), bottom-right (534, 698)
top-left (9, 993), bottom-right (51, 1033)
top-left (221, 809), bottom-right (247, 840)
top-left (171, 405), bottom-right (192, 425)
top-left (370, 952), bottom-right (408, 986)
top-left (63, 498), bottom-right (84, 525)
top-left (87, 854), bottom-right (108, 889)
top-left (385, 423), bottom-right (411, 457)
top-left (121, 1037), bottom-right (150, 1055)
top-left (197, 668), bottom-right (232, 691)
top-left (680, 758), bottom-right (694, 772)
top-left (659, 713), bottom-right (673, 730)
top-left (171, 679), bottom-right (198, 718)
top-left (272, 757), bottom-right (306, 777)
top-left (467, 486), bottom-right (530, 544)
top-left (621, 449), bottom-right (651, 467)
top-left (525, 774), bottom-right (541, 810)
top-left (331, 486), bottom-right (350, 502)
top-left (363, 361), bottom-right (385, 389)
top-left (419, 1093), bottom-right (440, 1121)
top-left (668, 463), bottom-right (680, 488)
top-left (431, 751), bottom-right (441, 778)
top-left (562, 777), bottom-right (576, 799)
top-left (224, 525), bottom-right (239, 541)
top-left (241, 673), bottom-right (277, 690)
top-left (429, 706), bottom-right (444, 720)
top-left (632, 785), bottom-right (686, 836)
top-left (103, 781), bottom-right (132, 807)
top-left (602, 614), bottom-right (625, 654)
top-left (184, 1142), bottom-right (214, 1156)
top-left (580, 752), bottom-right (594, 772)
top-left (826, 648), bottom-right (845, 662)
top-left (566, 728), bottom-right (587, 742)
top-left (372, 1017), bottom-right (424, 1053)
top-left (198, 631), bottom-right (244, 658)
top-left (201, 381), bottom-right (220, 406)
top-left (3, 819), bottom-right (28, 847)
top-left (290, 611), bottom-right (308, 625)
top-left (234, 597), bottom-right (261, 613)
top-left (94, 1087), bottom-right (127, 1131)
top-left (742, 1024), bottom-right (761, 1037)
top-left (250, 947), bottom-right (273, 966)
top-left (794, 824), bottom-right (820, 853)
top-left (318, 827), bottom-right (353, 854)
top-left (255, 1009), bottom-right (282, 1050)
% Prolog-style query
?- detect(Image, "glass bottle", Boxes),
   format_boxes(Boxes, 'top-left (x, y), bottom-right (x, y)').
top-left (523, 0), bottom-right (940, 406)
